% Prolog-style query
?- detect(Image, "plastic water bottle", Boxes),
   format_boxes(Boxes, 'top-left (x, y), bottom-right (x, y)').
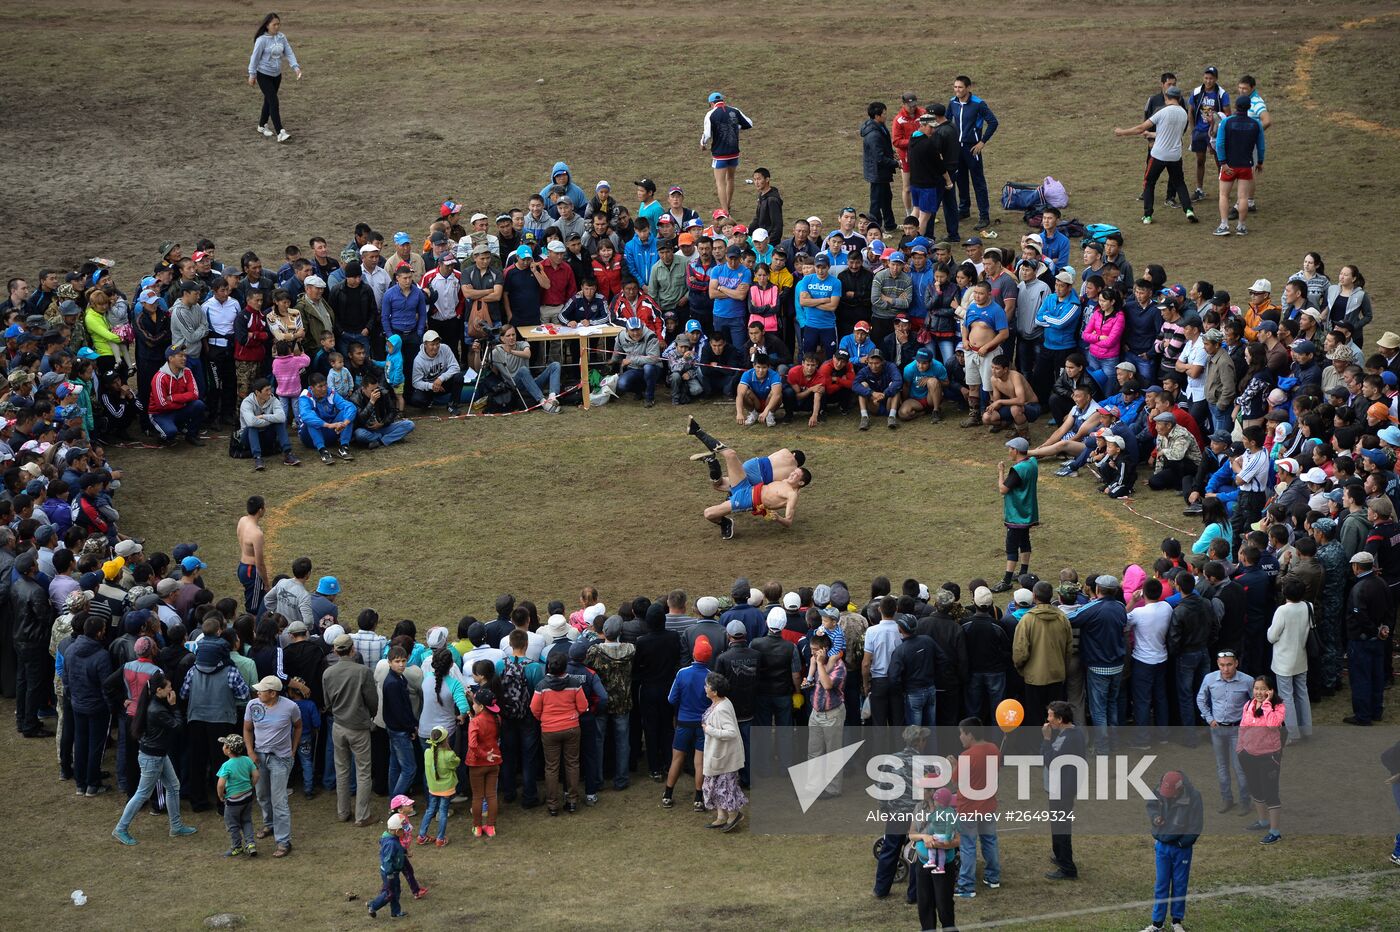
top-left (71, 891), bottom-right (87, 906)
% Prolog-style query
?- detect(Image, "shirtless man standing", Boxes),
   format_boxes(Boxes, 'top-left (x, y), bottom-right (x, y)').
top-left (237, 495), bottom-right (270, 613)
top-left (982, 354), bottom-right (1041, 438)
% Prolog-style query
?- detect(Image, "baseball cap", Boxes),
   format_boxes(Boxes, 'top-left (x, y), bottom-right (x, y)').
top-left (888, 250), bottom-right (906, 263)
top-left (1249, 278), bottom-right (1272, 293)
top-left (1256, 320), bottom-right (1278, 334)
top-left (1291, 340), bottom-right (1317, 354)
top-left (1204, 66), bottom-right (1219, 75)
top-left (1158, 770), bottom-right (1185, 798)
top-left (962, 236), bottom-right (982, 246)
top-left (625, 316), bottom-right (643, 330)
top-left (707, 91), bottom-right (724, 103)
top-left (180, 555), bottom-right (207, 573)
top-left (115, 540), bottom-right (142, 558)
top-left (865, 348), bottom-right (883, 359)
top-left (515, 245), bottom-right (533, 260)
top-left (1005, 437), bottom-right (1029, 453)
top-left (1302, 467), bottom-right (1328, 484)
top-left (546, 240), bottom-right (566, 253)
top-left (253, 675), bottom-right (283, 693)
top-left (423, 329), bottom-right (441, 343)
top-left (634, 178), bottom-right (656, 192)
top-left (1165, 86), bottom-right (1183, 99)
top-left (752, 228), bottom-right (769, 242)
top-left (901, 91), bottom-right (918, 102)
top-left (358, 242), bottom-right (379, 254)
top-left (725, 245), bottom-right (743, 258)
top-left (915, 348), bottom-right (933, 361)
top-left (303, 275), bottom-right (326, 289)
top-left (393, 231), bottom-right (411, 245)
top-left (853, 320), bottom-right (871, 332)
top-left (766, 606), bottom-right (787, 630)
top-left (1054, 269), bottom-right (1075, 285)
top-left (725, 620), bottom-right (748, 639)
top-left (685, 319), bottom-right (703, 334)
top-left (782, 591), bottom-right (801, 610)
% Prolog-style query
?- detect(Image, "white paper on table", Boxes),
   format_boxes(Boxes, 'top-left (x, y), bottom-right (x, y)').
top-left (575, 326), bottom-right (607, 336)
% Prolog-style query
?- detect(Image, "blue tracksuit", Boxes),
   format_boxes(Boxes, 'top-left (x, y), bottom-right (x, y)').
top-left (624, 236), bottom-right (659, 287)
top-left (1039, 230), bottom-right (1070, 273)
top-left (948, 95), bottom-right (999, 221)
top-left (1035, 290), bottom-right (1081, 351)
top-left (853, 362), bottom-right (903, 414)
top-left (296, 388), bottom-right (357, 450)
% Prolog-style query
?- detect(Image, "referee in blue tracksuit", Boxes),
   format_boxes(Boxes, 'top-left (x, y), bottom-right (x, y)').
top-left (948, 75), bottom-right (999, 230)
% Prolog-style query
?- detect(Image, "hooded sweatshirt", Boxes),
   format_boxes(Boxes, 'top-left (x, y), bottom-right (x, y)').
top-left (529, 672), bottom-right (588, 733)
top-left (148, 362), bottom-right (199, 414)
top-left (539, 161), bottom-right (586, 212)
top-left (411, 344), bottom-right (461, 393)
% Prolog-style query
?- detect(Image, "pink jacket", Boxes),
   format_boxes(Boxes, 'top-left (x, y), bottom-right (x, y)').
top-left (272, 353), bottom-right (310, 397)
top-left (1082, 309), bottom-right (1125, 359)
top-left (1236, 699), bottom-right (1286, 756)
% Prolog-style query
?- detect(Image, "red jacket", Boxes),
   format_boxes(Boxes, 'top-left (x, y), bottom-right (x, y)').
top-left (233, 308), bottom-right (270, 362)
top-left (149, 364), bottom-right (199, 415)
top-left (465, 710), bottom-right (502, 767)
top-left (611, 292), bottom-right (664, 342)
top-left (529, 676), bottom-right (588, 734)
top-left (816, 359), bottom-right (856, 394)
top-left (891, 105), bottom-right (925, 156)
top-left (591, 257), bottom-right (624, 302)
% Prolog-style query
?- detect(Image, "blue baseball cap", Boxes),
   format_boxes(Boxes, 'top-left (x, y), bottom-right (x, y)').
top-left (76, 347), bottom-right (100, 361)
top-left (172, 542), bottom-right (198, 560)
top-left (140, 276), bottom-right (157, 289)
top-left (514, 245), bottom-right (533, 260)
top-left (2, 324), bottom-right (21, 339)
top-left (868, 239), bottom-right (885, 254)
top-left (908, 236), bottom-right (931, 250)
top-left (316, 575), bottom-right (340, 596)
top-left (707, 92), bottom-right (724, 104)
top-left (625, 316), bottom-right (643, 330)
top-left (393, 231), bottom-right (411, 246)
top-left (915, 348), bottom-right (933, 361)
top-left (181, 556), bottom-right (207, 573)
top-left (684, 319), bottom-right (703, 334)
top-left (889, 250), bottom-right (907, 263)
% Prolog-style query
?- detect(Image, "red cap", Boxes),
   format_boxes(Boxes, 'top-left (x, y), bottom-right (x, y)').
top-left (853, 321), bottom-right (871, 332)
top-left (712, 209), bottom-right (729, 220)
top-left (1158, 771), bottom-right (1184, 798)
top-left (692, 635), bottom-right (713, 663)
top-left (191, 251), bottom-right (209, 262)
top-left (733, 224), bottom-right (749, 235)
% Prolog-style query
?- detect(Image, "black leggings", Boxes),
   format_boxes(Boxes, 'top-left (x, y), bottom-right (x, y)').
top-left (256, 72), bottom-right (283, 131)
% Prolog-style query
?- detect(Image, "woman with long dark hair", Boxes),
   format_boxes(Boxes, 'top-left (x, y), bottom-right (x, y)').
top-left (1236, 673), bottom-right (1286, 844)
top-left (248, 12), bottom-right (302, 143)
top-left (112, 672), bottom-right (198, 845)
top-left (1232, 342), bottom-right (1274, 428)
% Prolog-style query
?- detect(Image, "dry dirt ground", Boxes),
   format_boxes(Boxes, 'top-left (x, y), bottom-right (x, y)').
top-left (1, 2), bottom-right (1399, 929)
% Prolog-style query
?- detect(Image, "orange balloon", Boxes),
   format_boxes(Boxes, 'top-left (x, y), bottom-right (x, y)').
top-left (995, 699), bottom-right (1025, 733)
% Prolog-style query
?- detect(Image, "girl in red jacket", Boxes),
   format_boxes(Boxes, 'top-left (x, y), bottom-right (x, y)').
top-left (466, 687), bottom-right (503, 837)
top-left (592, 243), bottom-right (624, 302)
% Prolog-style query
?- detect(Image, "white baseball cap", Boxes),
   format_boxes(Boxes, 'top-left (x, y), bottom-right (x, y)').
top-left (359, 243), bottom-right (380, 254)
top-left (469, 212), bottom-right (488, 223)
top-left (1249, 278), bottom-right (1272, 293)
top-left (752, 228), bottom-right (769, 242)
top-left (423, 329), bottom-right (441, 343)
top-left (766, 606), bottom-right (787, 630)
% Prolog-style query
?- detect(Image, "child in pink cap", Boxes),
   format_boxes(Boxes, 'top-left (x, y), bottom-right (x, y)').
top-left (389, 795), bottom-right (428, 900)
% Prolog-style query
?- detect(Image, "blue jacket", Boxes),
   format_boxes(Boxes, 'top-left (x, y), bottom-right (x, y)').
top-left (1123, 296), bottom-right (1163, 355)
top-left (721, 605), bottom-right (766, 645)
top-left (948, 95), bottom-right (998, 146)
top-left (1215, 114), bottom-right (1264, 168)
top-left (624, 236), bottom-right (659, 287)
top-left (41, 496), bottom-right (74, 535)
top-left (380, 285), bottom-right (426, 336)
top-left (539, 161), bottom-right (586, 211)
top-left (63, 635), bottom-right (114, 715)
top-left (853, 362), bottom-right (903, 397)
top-left (1039, 230), bottom-right (1070, 273)
top-left (1035, 290), bottom-right (1081, 350)
top-left (668, 661), bottom-right (710, 723)
top-left (297, 389), bottom-right (357, 432)
top-left (378, 831), bottom-right (406, 876)
top-left (908, 264), bottom-right (935, 319)
top-left (1069, 598), bottom-right (1127, 669)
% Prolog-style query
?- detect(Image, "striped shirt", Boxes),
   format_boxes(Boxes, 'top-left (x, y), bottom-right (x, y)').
top-left (1237, 448), bottom-right (1270, 492)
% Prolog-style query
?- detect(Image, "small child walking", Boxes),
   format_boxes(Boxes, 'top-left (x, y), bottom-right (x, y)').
top-left (368, 814), bottom-right (409, 919)
top-left (389, 794), bottom-right (428, 899)
top-left (216, 733), bottom-right (260, 857)
top-left (287, 677), bottom-right (321, 799)
top-left (421, 726), bottom-right (460, 846)
top-left (271, 339), bottom-right (310, 425)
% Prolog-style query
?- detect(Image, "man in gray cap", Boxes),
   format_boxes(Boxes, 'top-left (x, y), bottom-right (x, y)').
top-left (715, 619), bottom-right (760, 789)
top-left (1147, 411), bottom-right (1201, 497)
top-left (1345, 551), bottom-right (1391, 726)
top-left (1112, 85), bottom-right (1197, 225)
top-left (995, 436), bottom-right (1039, 593)
top-left (1067, 575), bottom-right (1127, 753)
top-left (321, 634), bottom-right (378, 825)
top-left (585, 618), bottom-right (635, 791)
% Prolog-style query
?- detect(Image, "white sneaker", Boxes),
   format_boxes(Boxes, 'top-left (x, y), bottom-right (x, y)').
top-left (744, 411), bottom-right (757, 426)
top-left (546, 392), bottom-right (557, 407)
top-left (258, 124), bottom-right (273, 137)
top-left (764, 412), bottom-right (776, 427)
top-left (276, 129), bottom-right (290, 143)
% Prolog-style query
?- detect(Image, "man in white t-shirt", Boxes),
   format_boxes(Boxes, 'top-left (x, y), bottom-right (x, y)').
top-left (1174, 315), bottom-right (1209, 429)
top-left (1113, 86), bottom-right (1197, 225)
top-left (1126, 577), bottom-right (1173, 748)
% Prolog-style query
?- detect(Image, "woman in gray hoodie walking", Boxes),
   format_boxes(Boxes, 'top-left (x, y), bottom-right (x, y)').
top-left (248, 12), bottom-right (302, 142)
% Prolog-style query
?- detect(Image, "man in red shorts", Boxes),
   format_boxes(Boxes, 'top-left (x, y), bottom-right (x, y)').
top-left (1212, 94), bottom-right (1264, 237)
